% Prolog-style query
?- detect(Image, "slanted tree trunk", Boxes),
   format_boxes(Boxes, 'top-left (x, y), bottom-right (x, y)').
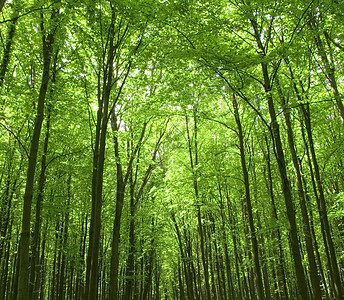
top-left (263, 70), bottom-right (309, 300)
top-left (246, 13), bottom-right (310, 298)
top-left (300, 102), bottom-right (343, 299)
top-left (301, 162), bottom-right (330, 299)
top-left (276, 76), bottom-right (322, 299)
top-left (308, 14), bottom-right (344, 128)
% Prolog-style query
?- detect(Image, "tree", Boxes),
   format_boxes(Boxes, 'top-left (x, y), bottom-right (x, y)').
top-left (0, 1), bottom-right (343, 299)
top-left (17, 5), bottom-right (59, 300)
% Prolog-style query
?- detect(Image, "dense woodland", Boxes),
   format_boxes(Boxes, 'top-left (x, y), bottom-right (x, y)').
top-left (0, 0), bottom-right (344, 299)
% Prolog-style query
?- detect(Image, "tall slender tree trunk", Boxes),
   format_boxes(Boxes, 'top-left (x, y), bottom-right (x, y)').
top-left (177, 262), bottom-right (185, 300)
top-left (109, 117), bottom-right (147, 300)
top-left (208, 213), bottom-right (225, 300)
top-left (16, 9), bottom-right (58, 300)
top-left (246, 13), bottom-right (309, 297)
top-left (276, 77), bottom-right (322, 299)
top-left (28, 51), bottom-right (57, 300)
top-left (206, 219), bottom-right (217, 299)
top-left (0, 218), bottom-right (13, 300)
top-left (218, 184), bottom-right (235, 300)
top-left (232, 96), bottom-right (265, 300)
top-left (264, 71), bottom-right (309, 299)
top-left (85, 72), bottom-right (102, 298)
top-left (38, 223), bottom-right (47, 300)
top-left (58, 173), bottom-right (71, 300)
top-left (301, 163), bottom-right (330, 299)
top-left (250, 138), bottom-right (272, 300)
top-left (263, 135), bottom-right (289, 300)
top-left (76, 214), bottom-right (87, 300)
top-left (108, 163), bottom-right (125, 300)
top-left (226, 189), bottom-right (243, 300)
top-left (123, 179), bottom-right (136, 300)
top-left (11, 234), bottom-right (20, 300)
top-left (171, 212), bottom-right (195, 300)
top-left (0, 151), bottom-right (22, 265)
top-left (123, 128), bottom-right (164, 300)
top-left (51, 219), bottom-right (60, 300)
top-left (185, 109), bottom-right (212, 300)
top-left (142, 220), bottom-right (155, 300)
top-left (28, 108), bottom-right (51, 300)
top-left (300, 102), bottom-right (343, 299)
top-left (85, 8), bottom-right (116, 299)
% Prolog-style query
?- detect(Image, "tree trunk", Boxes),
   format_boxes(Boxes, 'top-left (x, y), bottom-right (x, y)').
top-left (38, 224), bottom-right (47, 300)
top-left (301, 163), bottom-right (330, 299)
top-left (209, 213), bottom-right (225, 300)
top-left (262, 135), bottom-right (289, 300)
top-left (123, 134), bottom-right (164, 300)
top-left (226, 188), bottom-right (244, 299)
top-left (123, 180), bottom-right (136, 300)
top-left (184, 110), bottom-right (212, 300)
top-left (108, 170), bottom-right (125, 300)
top-left (232, 96), bottom-right (265, 300)
top-left (171, 212), bottom-right (195, 300)
top-left (76, 214), bottom-right (87, 300)
top-left (177, 262), bottom-right (185, 300)
top-left (0, 14), bottom-right (17, 89)
top-left (85, 8), bottom-right (116, 299)
top-left (218, 185), bottom-right (235, 300)
top-left (28, 109), bottom-right (51, 300)
top-left (16, 9), bottom-right (57, 300)
top-left (58, 173), bottom-right (71, 300)
top-left (109, 116), bottom-right (147, 300)
top-left (142, 222), bottom-right (155, 300)
top-left (277, 77), bottom-right (322, 299)
top-left (247, 14), bottom-right (309, 297)
top-left (300, 102), bottom-right (343, 299)
top-left (51, 220), bottom-right (61, 300)
top-left (250, 138), bottom-right (272, 300)
top-left (263, 70), bottom-right (309, 299)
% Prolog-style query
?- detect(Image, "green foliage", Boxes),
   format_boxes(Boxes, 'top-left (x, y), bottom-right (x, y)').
top-left (0, 1), bottom-right (344, 299)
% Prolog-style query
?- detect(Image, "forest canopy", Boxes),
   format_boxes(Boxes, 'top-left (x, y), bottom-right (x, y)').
top-left (0, 0), bottom-right (344, 299)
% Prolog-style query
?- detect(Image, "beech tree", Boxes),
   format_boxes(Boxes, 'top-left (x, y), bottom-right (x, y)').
top-left (0, 0), bottom-right (343, 299)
